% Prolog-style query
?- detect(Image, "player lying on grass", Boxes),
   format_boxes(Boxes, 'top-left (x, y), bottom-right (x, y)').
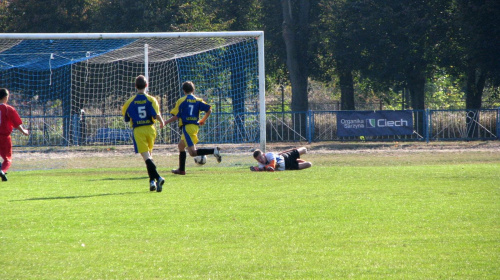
top-left (250, 147), bottom-right (312, 172)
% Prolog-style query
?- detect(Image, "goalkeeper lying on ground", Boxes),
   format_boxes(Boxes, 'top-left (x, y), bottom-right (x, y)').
top-left (250, 147), bottom-right (312, 172)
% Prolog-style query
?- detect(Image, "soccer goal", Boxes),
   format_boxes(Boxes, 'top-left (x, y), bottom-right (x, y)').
top-left (0, 32), bottom-right (266, 151)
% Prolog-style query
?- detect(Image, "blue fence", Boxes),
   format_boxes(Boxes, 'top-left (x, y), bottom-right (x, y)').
top-left (11, 108), bottom-right (500, 147)
top-left (268, 109), bottom-right (499, 143)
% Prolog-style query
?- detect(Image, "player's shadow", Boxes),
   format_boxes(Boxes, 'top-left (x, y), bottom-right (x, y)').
top-left (90, 177), bottom-right (147, 181)
top-left (10, 191), bottom-right (143, 202)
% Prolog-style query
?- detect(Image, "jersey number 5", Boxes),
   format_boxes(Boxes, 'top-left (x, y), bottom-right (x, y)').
top-left (138, 106), bottom-right (146, 118)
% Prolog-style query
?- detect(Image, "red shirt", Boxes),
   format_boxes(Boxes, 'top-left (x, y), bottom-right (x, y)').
top-left (0, 103), bottom-right (23, 136)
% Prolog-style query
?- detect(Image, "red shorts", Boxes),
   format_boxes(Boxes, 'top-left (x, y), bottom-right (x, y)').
top-left (0, 135), bottom-right (13, 165)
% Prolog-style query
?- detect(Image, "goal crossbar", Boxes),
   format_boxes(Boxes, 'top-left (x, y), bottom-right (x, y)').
top-left (0, 32), bottom-right (266, 151)
top-left (0, 31), bottom-right (264, 40)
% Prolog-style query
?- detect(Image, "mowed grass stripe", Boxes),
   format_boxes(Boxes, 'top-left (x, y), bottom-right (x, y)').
top-left (0, 160), bottom-right (498, 279)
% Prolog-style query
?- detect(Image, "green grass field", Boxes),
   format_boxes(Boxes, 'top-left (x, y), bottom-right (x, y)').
top-left (1, 147), bottom-right (499, 279)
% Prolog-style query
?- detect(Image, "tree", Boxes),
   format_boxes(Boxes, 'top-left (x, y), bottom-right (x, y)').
top-left (89, 0), bottom-right (178, 32)
top-left (281, 0), bottom-right (311, 137)
top-left (444, 0), bottom-right (500, 137)
top-left (2, 0), bottom-right (92, 32)
top-left (0, 1), bottom-right (9, 31)
top-left (314, 0), bottom-right (368, 110)
top-left (319, 0), bottom-right (451, 135)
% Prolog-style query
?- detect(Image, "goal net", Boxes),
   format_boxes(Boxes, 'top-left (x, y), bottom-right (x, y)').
top-left (0, 32), bottom-right (266, 153)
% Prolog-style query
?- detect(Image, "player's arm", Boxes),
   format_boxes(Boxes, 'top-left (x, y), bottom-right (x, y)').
top-left (198, 108), bottom-right (212, 126)
top-left (155, 114), bottom-right (165, 129)
top-left (15, 124), bottom-right (29, 136)
top-left (150, 97), bottom-right (165, 128)
top-left (10, 109), bottom-right (29, 136)
top-left (164, 115), bottom-right (178, 125)
top-left (165, 98), bottom-right (182, 126)
top-left (250, 166), bottom-right (265, 171)
top-left (264, 159), bottom-right (276, 171)
top-left (122, 98), bottom-right (132, 122)
top-left (263, 159), bottom-right (276, 172)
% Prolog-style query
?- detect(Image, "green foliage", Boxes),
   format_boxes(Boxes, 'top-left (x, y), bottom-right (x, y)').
top-left (0, 0), bottom-right (498, 109)
top-left (1, 0), bottom-right (91, 32)
top-left (0, 1), bottom-right (8, 31)
top-left (425, 69), bottom-right (465, 109)
top-left (172, 0), bottom-right (231, 32)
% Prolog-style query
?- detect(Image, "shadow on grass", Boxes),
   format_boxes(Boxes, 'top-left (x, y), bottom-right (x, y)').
top-left (90, 176), bottom-right (147, 181)
top-left (10, 191), bottom-right (144, 202)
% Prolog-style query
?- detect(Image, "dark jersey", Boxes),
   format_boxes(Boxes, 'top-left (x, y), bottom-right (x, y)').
top-left (122, 93), bottom-right (160, 128)
top-left (170, 94), bottom-right (211, 127)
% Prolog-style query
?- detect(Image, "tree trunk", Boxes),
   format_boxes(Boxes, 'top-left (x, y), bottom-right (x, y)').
top-left (408, 70), bottom-right (426, 137)
top-left (465, 65), bottom-right (486, 138)
top-left (281, 0), bottom-right (309, 139)
top-left (338, 68), bottom-right (355, 110)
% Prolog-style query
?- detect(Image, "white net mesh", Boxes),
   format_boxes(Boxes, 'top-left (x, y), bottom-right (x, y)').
top-left (0, 35), bottom-right (261, 148)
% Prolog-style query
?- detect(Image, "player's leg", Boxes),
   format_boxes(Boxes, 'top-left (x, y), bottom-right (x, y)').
top-left (140, 150), bottom-right (156, 191)
top-left (172, 138), bottom-right (187, 175)
top-left (148, 127), bottom-right (164, 191)
top-left (0, 170), bottom-right (6, 181)
top-left (294, 147), bottom-right (310, 169)
top-left (296, 147), bottom-right (307, 156)
top-left (0, 154), bottom-right (11, 176)
top-left (182, 124), bottom-right (198, 157)
top-left (0, 136), bottom-right (13, 181)
top-left (297, 160), bottom-right (312, 170)
top-left (135, 126), bottom-right (163, 191)
top-left (146, 128), bottom-right (164, 192)
top-left (184, 124), bottom-right (222, 163)
top-left (186, 145), bottom-right (197, 157)
top-left (196, 146), bottom-right (222, 163)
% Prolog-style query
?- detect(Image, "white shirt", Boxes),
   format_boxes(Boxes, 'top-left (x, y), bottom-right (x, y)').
top-left (257, 152), bottom-right (286, 171)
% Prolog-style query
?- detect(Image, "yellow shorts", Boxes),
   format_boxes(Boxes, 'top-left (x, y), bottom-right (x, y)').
top-left (133, 125), bottom-right (157, 154)
top-left (180, 124), bottom-right (199, 147)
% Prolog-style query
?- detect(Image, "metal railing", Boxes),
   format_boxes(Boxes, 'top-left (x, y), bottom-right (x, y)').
top-left (11, 108), bottom-right (500, 147)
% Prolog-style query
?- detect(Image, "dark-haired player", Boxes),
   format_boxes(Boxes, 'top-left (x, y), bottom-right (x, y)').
top-left (164, 81), bottom-right (221, 175)
top-left (0, 88), bottom-right (29, 181)
top-left (122, 75), bottom-right (165, 192)
top-left (250, 147), bottom-right (312, 172)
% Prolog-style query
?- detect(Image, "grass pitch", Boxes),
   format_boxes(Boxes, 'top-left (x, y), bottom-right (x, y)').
top-left (1, 147), bottom-right (499, 279)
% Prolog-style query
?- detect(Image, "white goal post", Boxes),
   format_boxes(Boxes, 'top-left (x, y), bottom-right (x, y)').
top-left (0, 32), bottom-right (266, 151)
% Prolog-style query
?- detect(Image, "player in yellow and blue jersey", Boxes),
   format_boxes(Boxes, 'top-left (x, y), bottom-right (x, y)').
top-left (122, 75), bottom-right (166, 192)
top-left (164, 81), bottom-right (221, 175)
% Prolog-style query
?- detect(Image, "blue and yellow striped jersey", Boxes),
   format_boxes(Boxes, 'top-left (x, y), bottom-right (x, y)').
top-left (170, 94), bottom-right (211, 127)
top-left (122, 93), bottom-right (160, 128)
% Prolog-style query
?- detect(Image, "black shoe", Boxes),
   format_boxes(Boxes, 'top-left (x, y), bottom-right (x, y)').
top-left (149, 180), bottom-right (156, 191)
top-left (0, 171), bottom-right (7, 182)
top-left (156, 176), bottom-right (165, 193)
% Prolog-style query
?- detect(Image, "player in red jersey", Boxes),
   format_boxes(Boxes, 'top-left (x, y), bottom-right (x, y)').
top-left (0, 88), bottom-right (29, 181)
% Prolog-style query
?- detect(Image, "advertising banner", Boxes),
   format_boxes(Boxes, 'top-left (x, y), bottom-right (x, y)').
top-left (337, 111), bottom-right (414, 137)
